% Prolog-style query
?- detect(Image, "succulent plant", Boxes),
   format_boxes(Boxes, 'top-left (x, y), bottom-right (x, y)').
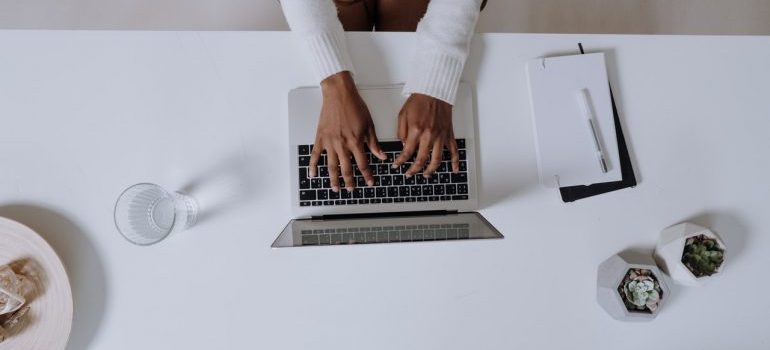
top-left (681, 234), bottom-right (724, 277)
top-left (618, 269), bottom-right (663, 313)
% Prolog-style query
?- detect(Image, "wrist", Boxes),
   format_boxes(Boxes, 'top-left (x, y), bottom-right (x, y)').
top-left (321, 71), bottom-right (357, 97)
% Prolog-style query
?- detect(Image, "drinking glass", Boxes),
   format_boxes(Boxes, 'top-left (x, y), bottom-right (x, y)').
top-left (114, 183), bottom-right (198, 245)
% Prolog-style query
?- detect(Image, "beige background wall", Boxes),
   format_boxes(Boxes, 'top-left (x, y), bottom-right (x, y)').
top-left (1, 0), bottom-right (769, 34)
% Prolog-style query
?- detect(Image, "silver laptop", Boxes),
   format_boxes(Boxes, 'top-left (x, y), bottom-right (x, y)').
top-left (272, 83), bottom-right (502, 247)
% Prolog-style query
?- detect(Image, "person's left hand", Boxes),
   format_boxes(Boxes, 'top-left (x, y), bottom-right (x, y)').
top-left (392, 93), bottom-right (460, 178)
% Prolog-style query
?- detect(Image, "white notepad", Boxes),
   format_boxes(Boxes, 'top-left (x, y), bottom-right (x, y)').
top-left (526, 53), bottom-right (622, 188)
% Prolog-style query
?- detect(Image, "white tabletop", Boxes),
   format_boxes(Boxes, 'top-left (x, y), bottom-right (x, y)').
top-left (1, 31), bottom-right (769, 350)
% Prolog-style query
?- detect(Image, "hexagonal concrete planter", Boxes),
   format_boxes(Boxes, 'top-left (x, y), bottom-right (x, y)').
top-left (654, 222), bottom-right (726, 286)
top-left (597, 252), bottom-right (670, 322)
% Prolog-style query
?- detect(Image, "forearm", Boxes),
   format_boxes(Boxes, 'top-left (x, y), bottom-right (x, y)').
top-left (403, 0), bottom-right (482, 105)
top-left (280, 0), bottom-right (355, 83)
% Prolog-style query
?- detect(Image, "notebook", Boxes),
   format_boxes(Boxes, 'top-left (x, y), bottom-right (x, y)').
top-left (526, 52), bottom-right (622, 188)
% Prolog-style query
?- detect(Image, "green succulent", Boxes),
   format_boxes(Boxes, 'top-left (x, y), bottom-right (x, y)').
top-left (623, 274), bottom-right (661, 312)
top-left (681, 234), bottom-right (725, 277)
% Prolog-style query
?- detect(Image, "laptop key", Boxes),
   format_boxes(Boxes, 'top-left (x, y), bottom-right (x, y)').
top-left (393, 175), bottom-right (404, 185)
top-left (380, 176), bottom-right (392, 186)
top-left (446, 184), bottom-right (457, 195)
top-left (299, 156), bottom-right (310, 166)
top-left (456, 138), bottom-right (465, 149)
top-left (452, 195), bottom-right (469, 200)
top-left (428, 176), bottom-right (438, 184)
top-left (405, 197), bottom-right (416, 202)
top-left (319, 166), bottom-right (329, 177)
top-left (388, 187), bottom-right (399, 197)
top-left (299, 190), bottom-right (316, 201)
top-left (312, 201), bottom-right (322, 206)
top-left (422, 185), bottom-right (433, 195)
top-left (458, 150), bottom-right (466, 160)
top-left (451, 173), bottom-right (468, 183)
top-left (299, 178), bottom-right (310, 189)
top-left (440, 195), bottom-right (451, 201)
top-left (360, 199), bottom-right (370, 204)
top-left (410, 186), bottom-right (421, 196)
top-left (429, 196), bottom-right (439, 201)
top-left (322, 178), bottom-right (331, 188)
top-left (433, 185), bottom-right (445, 195)
top-left (300, 201), bottom-right (311, 207)
top-left (394, 198), bottom-right (405, 203)
top-left (329, 190), bottom-right (340, 199)
top-left (298, 145), bottom-right (310, 155)
top-left (438, 162), bottom-right (448, 173)
top-left (357, 177), bottom-right (366, 187)
top-left (347, 199), bottom-right (357, 205)
top-left (353, 188), bottom-right (364, 198)
top-left (317, 189), bottom-right (328, 200)
top-left (335, 200), bottom-right (346, 205)
top-left (364, 188), bottom-right (375, 198)
top-left (457, 184), bottom-right (468, 194)
top-left (323, 200), bottom-right (334, 205)
top-left (416, 175), bottom-right (427, 184)
top-left (376, 188), bottom-right (387, 198)
top-left (341, 190), bottom-right (351, 199)
top-left (459, 161), bottom-right (467, 172)
top-left (405, 175), bottom-right (416, 185)
top-left (417, 197), bottom-right (428, 202)
top-left (382, 198), bottom-right (393, 203)
top-left (377, 164), bottom-right (389, 175)
top-left (371, 198), bottom-right (382, 204)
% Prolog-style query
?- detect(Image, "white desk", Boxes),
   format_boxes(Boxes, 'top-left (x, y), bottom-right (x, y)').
top-left (1, 31), bottom-right (769, 350)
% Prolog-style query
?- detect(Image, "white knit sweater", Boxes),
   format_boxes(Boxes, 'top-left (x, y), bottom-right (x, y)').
top-left (280, 0), bottom-right (481, 105)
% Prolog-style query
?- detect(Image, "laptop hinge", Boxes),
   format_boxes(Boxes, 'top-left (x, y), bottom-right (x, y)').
top-left (311, 210), bottom-right (458, 221)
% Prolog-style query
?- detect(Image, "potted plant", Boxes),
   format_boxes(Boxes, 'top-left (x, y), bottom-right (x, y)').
top-left (654, 222), bottom-right (726, 286)
top-left (596, 252), bottom-right (670, 322)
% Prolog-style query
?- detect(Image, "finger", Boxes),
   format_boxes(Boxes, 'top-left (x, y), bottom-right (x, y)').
top-left (393, 130), bottom-right (420, 169)
top-left (327, 150), bottom-right (340, 192)
top-left (367, 127), bottom-right (387, 160)
top-left (336, 146), bottom-right (356, 191)
top-left (406, 134), bottom-right (432, 177)
top-left (424, 140), bottom-right (444, 177)
top-left (309, 141), bottom-right (322, 177)
top-left (397, 111), bottom-right (408, 143)
top-left (351, 142), bottom-right (375, 187)
top-left (448, 135), bottom-right (460, 173)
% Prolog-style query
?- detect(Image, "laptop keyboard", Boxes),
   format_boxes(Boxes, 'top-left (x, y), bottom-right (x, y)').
top-left (298, 139), bottom-right (470, 207)
top-left (300, 223), bottom-right (471, 245)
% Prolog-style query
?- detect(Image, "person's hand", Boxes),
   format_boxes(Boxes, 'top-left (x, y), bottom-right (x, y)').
top-left (392, 93), bottom-right (460, 178)
top-left (310, 71), bottom-right (387, 192)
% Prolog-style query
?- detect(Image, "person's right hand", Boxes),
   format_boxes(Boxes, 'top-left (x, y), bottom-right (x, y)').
top-left (310, 71), bottom-right (387, 193)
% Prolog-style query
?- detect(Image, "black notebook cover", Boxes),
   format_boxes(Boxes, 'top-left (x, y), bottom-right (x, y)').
top-left (558, 44), bottom-right (637, 202)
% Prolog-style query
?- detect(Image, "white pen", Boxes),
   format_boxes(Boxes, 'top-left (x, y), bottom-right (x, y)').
top-left (576, 88), bottom-right (608, 173)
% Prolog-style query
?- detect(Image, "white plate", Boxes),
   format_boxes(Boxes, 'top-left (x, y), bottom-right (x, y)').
top-left (0, 217), bottom-right (73, 350)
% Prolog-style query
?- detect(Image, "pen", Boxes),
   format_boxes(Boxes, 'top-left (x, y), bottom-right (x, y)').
top-left (576, 88), bottom-right (608, 173)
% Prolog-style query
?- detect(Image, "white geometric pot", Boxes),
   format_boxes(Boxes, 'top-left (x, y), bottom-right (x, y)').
top-left (596, 252), bottom-right (670, 322)
top-left (654, 222), bottom-right (726, 286)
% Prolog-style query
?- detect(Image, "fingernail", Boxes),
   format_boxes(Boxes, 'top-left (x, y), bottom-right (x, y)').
top-left (332, 186), bottom-right (339, 192)
top-left (405, 173), bottom-right (412, 178)
top-left (367, 180), bottom-right (374, 186)
top-left (346, 187), bottom-right (353, 192)
top-left (424, 174), bottom-right (431, 178)
top-left (391, 164), bottom-right (398, 169)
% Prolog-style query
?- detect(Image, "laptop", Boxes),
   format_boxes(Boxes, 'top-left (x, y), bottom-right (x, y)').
top-left (272, 83), bottom-right (502, 247)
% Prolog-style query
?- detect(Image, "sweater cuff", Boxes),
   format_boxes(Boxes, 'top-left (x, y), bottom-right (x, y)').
top-left (303, 30), bottom-right (355, 83)
top-left (403, 51), bottom-right (464, 105)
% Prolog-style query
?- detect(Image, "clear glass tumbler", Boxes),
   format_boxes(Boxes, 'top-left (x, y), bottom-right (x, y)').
top-left (114, 183), bottom-right (198, 245)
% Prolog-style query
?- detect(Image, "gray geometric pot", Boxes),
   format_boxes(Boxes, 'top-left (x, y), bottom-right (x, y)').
top-left (654, 222), bottom-right (726, 286)
top-left (597, 252), bottom-right (671, 322)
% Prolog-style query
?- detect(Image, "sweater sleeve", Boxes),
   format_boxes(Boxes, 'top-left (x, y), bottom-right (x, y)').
top-left (403, 0), bottom-right (481, 105)
top-left (280, 0), bottom-right (355, 83)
